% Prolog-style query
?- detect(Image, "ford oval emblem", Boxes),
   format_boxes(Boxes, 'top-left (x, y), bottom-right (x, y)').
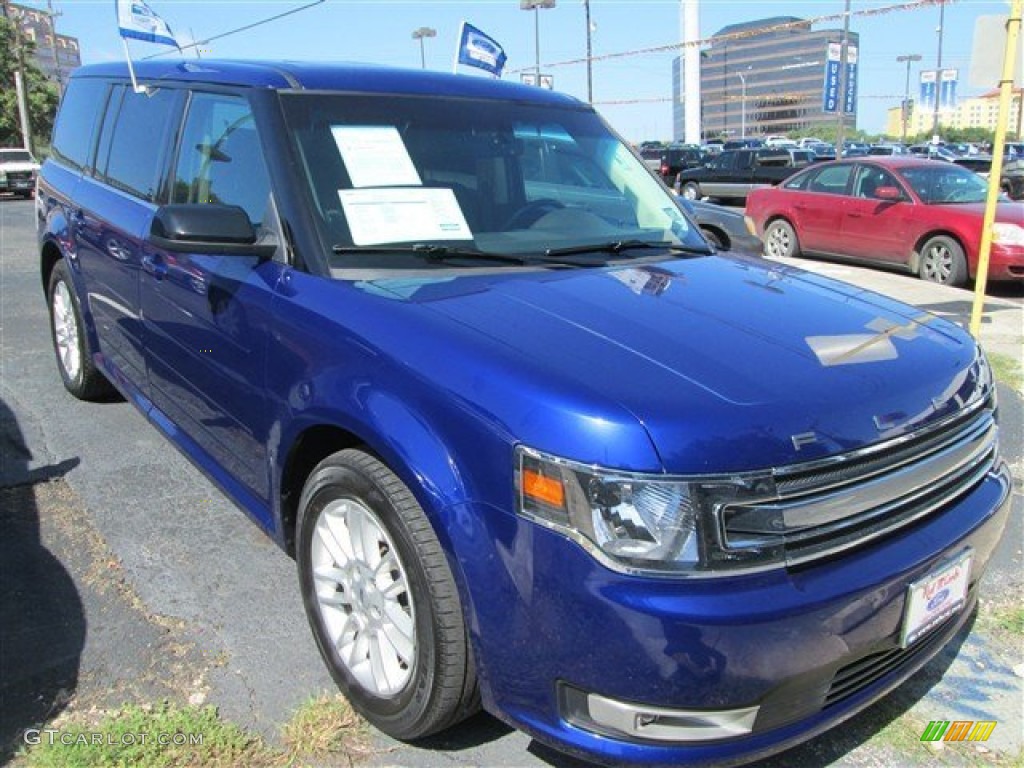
top-left (927, 588), bottom-right (950, 612)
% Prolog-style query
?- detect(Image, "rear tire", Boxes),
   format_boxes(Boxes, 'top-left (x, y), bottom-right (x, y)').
top-left (47, 259), bottom-right (114, 401)
top-left (297, 449), bottom-right (478, 740)
top-left (681, 182), bottom-right (701, 201)
top-left (763, 219), bottom-right (800, 259)
top-left (918, 235), bottom-right (967, 287)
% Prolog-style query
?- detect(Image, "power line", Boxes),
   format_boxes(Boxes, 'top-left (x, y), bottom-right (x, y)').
top-left (509, 0), bottom-right (952, 74)
top-left (142, 0), bottom-right (326, 60)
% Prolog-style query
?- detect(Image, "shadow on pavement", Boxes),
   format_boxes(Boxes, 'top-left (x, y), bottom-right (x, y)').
top-left (0, 395), bottom-right (84, 762)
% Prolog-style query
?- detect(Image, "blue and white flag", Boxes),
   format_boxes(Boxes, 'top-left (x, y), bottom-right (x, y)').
top-left (116, 0), bottom-right (179, 48)
top-left (456, 22), bottom-right (507, 77)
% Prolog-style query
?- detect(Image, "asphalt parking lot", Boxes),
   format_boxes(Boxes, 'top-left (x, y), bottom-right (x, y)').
top-left (1, 195), bottom-right (1021, 767)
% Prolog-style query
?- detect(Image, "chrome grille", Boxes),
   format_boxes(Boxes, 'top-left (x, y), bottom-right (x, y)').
top-left (716, 395), bottom-right (998, 568)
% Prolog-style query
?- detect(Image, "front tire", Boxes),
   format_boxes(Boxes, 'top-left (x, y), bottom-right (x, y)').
top-left (918, 235), bottom-right (967, 287)
top-left (763, 219), bottom-right (801, 259)
top-left (47, 259), bottom-right (114, 400)
top-left (700, 227), bottom-right (725, 250)
top-left (297, 449), bottom-right (478, 740)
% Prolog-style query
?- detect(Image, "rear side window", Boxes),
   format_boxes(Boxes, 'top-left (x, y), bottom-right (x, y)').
top-left (171, 92), bottom-right (271, 226)
top-left (808, 165), bottom-right (853, 195)
top-left (102, 88), bottom-right (179, 201)
top-left (51, 78), bottom-right (108, 171)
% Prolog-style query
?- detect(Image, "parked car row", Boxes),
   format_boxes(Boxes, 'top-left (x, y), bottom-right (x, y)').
top-left (745, 156), bottom-right (1024, 286)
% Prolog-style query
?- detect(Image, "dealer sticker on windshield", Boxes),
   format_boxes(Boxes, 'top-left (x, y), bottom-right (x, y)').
top-left (900, 550), bottom-right (972, 648)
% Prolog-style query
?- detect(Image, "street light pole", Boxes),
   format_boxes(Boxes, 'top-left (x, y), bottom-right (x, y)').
top-left (521, 0), bottom-right (555, 85)
top-left (411, 27), bottom-right (436, 70)
top-left (896, 53), bottom-right (921, 143)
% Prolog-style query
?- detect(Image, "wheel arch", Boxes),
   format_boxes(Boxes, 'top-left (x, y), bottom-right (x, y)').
top-left (41, 238), bottom-right (63, 296)
top-left (278, 423), bottom-right (366, 557)
top-left (762, 213), bottom-right (798, 240)
top-left (699, 225), bottom-right (729, 250)
top-left (910, 230), bottom-right (970, 276)
top-left (275, 400), bottom-right (481, 569)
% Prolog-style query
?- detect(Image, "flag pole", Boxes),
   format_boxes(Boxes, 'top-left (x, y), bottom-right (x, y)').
top-left (452, 21), bottom-right (464, 74)
top-left (121, 37), bottom-right (146, 93)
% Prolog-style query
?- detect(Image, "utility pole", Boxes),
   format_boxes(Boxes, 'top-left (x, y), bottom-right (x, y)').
top-left (584, 0), bottom-right (592, 102)
top-left (2, 0), bottom-right (33, 151)
top-left (45, 0), bottom-right (62, 96)
top-left (835, 0), bottom-right (852, 152)
top-left (931, 0), bottom-right (945, 138)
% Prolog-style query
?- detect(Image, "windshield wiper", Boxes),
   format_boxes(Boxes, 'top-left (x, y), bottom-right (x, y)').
top-left (543, 240), bottom-right (713, 259)
top-left (332, 243), bottom-right (531, 266)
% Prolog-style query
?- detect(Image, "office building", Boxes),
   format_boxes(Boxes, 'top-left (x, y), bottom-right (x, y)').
top-left (674, 16), bottom-right (858, 141)
top-left (885, 88), bottom-right (1024, 138)
top-left (1, 1), bottom-right (81, 91)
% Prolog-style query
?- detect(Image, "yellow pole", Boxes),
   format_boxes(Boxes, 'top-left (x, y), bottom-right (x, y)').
top-left (969, 0), bottom-right (1022, 338)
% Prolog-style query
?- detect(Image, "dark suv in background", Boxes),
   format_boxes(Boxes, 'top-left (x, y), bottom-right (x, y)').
top-left (657, 145), bottom-right (705, 183)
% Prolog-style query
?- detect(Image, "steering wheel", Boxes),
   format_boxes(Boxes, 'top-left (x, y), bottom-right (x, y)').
top-left (503, 198), bottom-right (565, 230)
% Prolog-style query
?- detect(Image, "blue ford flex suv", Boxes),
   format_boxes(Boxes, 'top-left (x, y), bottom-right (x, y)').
top-left (39, 61), bottom-right (1010, 766)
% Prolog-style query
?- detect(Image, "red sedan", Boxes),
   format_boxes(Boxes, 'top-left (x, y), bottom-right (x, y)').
top-left (745, 157), bottom-right (1024, 286)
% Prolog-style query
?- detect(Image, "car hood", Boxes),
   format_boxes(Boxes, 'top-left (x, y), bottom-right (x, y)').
top-left (363, 256), bottom-right (983, 474)
top-left (0, 161), bottom-right (39, 173)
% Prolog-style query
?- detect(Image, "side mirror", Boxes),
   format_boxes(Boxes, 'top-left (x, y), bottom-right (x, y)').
top-left (874, 186), bottom-right (902, 201)
top-left (149, 204), bottom-right (277, 258)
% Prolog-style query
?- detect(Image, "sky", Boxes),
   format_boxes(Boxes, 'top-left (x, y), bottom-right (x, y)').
top-left (24, 0), bottom-right (1019, 141)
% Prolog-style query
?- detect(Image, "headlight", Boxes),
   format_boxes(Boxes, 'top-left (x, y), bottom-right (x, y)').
top-left (515, 446), bottom-right (774, 575)
top-left (992, 222), bottom-right (1024, 247)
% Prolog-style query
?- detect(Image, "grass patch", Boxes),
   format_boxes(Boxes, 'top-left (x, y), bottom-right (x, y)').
top-left (282, 694), bottom-right (371, 762)
top-left (987, 352), bottom-right (1024, 393)
top-left (20, 697), bottom-right (372, 768)
top-left (868, 713), bottom-right (1023, 766)
top-left (20, 702), bottom-right (277, 768)
top-left (868, 715), bottom-right (927, 754)
top-left (989, 605), bottom-right (1024, 636)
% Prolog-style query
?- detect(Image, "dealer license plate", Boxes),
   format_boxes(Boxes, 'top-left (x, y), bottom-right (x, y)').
top-left (900, 549), bottom-right (972, 648)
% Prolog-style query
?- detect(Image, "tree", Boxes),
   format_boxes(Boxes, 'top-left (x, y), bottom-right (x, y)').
top-left (1, 17), bottom-right (59, 149)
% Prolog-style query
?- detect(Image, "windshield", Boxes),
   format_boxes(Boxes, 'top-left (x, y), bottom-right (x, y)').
top-left (900, 164), bottom-right (988, 204)
top-left (280, 93), bottom-right (703, 269)
top-left (0, 150), bottom-right (34, 163)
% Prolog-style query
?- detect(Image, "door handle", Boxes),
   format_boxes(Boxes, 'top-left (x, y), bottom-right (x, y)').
top-left (142, 253), bottom-right (168, 280)
top-left (848, 212), bottom-right (863, 218)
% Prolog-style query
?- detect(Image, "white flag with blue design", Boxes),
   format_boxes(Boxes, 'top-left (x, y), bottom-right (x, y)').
top-left (116, 0), bottom-right (179, 48)
top-left (456, 22), bottom-right (507, 77)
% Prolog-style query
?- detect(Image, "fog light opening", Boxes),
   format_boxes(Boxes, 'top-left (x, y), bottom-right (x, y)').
top-left (559, 684), bottom-right (759, 743)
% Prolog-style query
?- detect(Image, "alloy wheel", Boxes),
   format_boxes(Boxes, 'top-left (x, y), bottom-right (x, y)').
top-left (52, 280), bottom-right (81, 382)
top-left (311, 497), bottom-right (416, 696)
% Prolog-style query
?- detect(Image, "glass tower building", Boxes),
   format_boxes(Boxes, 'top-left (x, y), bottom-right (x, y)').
top-left (674, 17), bottom-right (858, 141)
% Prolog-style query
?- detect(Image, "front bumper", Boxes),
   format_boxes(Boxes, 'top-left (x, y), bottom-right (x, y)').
top-left (0, 173), bottom-right (36, 193)
top-left (456, 462), bottom-right (1011, 766)
top-left (985, 243), bottom-right (1024, 281)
